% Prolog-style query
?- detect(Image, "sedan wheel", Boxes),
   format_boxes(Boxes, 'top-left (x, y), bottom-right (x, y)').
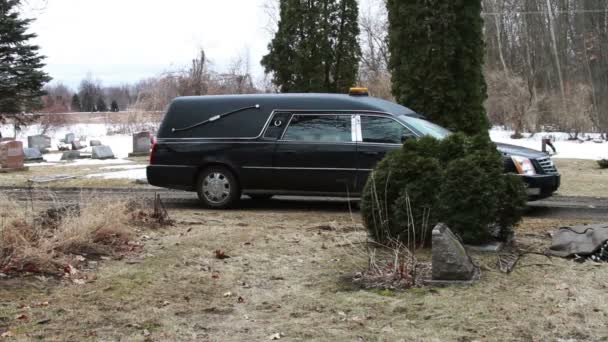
top-left (197, 167), bottom-right (240, 208)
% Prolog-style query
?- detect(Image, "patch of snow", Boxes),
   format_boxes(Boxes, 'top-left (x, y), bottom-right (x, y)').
top-left (490, 128), bottom-right (607, 160)
top-left (100, 164), bottom-right (147, 171)
top-left (86, 168), bottom-right (147, 180)
top-left (1, 123), bottom-right (153, 160)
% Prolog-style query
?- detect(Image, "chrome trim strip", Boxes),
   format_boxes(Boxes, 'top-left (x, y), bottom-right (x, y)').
top-left (242, 166), bottom-right (367, 171)
top-left (277, 140), bottom-right (357, 146)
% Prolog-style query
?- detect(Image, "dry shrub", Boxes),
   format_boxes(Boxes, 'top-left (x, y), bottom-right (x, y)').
top-left (0, 196), bottom-right (63, 275)
top-left (1, 196), bottom-right (139, 277)
top-left (353, 239), bottom-right (431, 290)
top-left (54, 199), bottom-right (134, 257)
top-left (126, 196), bottom-right (174, 228)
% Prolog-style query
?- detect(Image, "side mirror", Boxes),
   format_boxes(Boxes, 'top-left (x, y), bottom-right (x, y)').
top-left (401, 134), bottom-right (414, 143)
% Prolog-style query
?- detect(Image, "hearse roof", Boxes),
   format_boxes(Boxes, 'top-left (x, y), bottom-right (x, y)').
top-left (157, 94), bottom-right (418, 139)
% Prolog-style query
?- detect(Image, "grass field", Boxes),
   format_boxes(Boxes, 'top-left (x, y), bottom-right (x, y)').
top-left (554, 159), bottom-right (608, 197)
top-left (1, 204), bottom-right (606, 341)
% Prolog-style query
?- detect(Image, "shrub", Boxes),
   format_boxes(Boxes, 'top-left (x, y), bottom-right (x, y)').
top-left (361, 133), bottom-right (527, 245)
top-left (361, 137), bottom-right (442, 244)
top-left (496, 174), bottom-right (528, 241)
top-left (598, 159), bottom-right (608, 169)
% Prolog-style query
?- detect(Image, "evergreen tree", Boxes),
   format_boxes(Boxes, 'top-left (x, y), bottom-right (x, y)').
top-left (261, 0), bottom-right (361, 93)
top-left (387, 0), bottom-right (489, 135)
top-left (96, 97), bottom-right (108, 112)
top-left (0, 0), bottom-right (51, 125)
top-left (71, 94), bottom-right (81, 112)
top-left (110, 100), bottom-right (119, 112)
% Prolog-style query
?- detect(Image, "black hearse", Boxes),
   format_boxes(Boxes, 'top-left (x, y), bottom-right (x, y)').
top-left (147, 90), bottom-right (560, 208)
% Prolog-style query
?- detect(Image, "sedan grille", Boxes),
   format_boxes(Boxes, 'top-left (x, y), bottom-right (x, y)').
top-left (536, 156), bottom-right (558, 174)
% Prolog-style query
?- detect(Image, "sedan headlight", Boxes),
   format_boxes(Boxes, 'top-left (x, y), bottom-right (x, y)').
top-left (512, 156), bottom-right (537, 175)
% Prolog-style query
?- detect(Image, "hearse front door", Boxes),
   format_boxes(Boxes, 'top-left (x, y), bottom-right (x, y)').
top-left (355, 115), bottom-right (417, 192)
top-left (273, 114), bottom-right (357, 194)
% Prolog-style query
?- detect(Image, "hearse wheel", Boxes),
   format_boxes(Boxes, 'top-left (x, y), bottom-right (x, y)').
top-left (248, 194), bottom-right (274, 201)
top-left (197, 166), bottom-right (241, 209)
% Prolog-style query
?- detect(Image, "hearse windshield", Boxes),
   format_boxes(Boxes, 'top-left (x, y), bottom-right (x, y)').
top-left (398, 115), bottom-right (451, 139)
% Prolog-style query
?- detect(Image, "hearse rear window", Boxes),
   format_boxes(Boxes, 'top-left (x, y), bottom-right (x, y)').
top-left (282, 115), bottom-right (351, 143)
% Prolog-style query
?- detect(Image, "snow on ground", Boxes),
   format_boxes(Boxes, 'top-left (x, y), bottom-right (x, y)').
top-left (1, 123), bottom-right (139, 159)
top-left (86, 168), bottom-right (147, 180)
top-left (100, 165), bottom-right (147, 170)
top-left (2, 123), bottom-right (150, 180)
top-left (490, 128), bottom-right (608, 160)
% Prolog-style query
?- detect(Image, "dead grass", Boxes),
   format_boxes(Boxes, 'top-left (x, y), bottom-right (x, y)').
top-left (555, 159), bottom-right (608, 197)
top-left (1, 207), bottom-right (606, 341)
top-left (0, 196), bottom-right (137, 277)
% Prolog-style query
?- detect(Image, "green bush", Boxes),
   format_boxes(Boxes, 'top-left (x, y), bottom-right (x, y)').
top-left (598, 159), bottom-right (608, 169)
top-left (361, 133), bottom-right (527, 245)
top-left (361, 137), bottom-right (442, 244)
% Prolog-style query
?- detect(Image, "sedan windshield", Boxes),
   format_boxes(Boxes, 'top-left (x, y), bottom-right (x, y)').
top-left (398, 115), bottom-right (451, 139)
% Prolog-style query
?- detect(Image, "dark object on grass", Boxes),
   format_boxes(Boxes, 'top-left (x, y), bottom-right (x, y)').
top-left (549, 224), bottom-right (608, 259)
top-left (598, 159), bottom-right (608, 169)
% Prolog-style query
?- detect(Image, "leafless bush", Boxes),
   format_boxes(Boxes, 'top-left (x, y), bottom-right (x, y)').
top-left (343, 186), bottom-right (431, 290)
top-left (39, 113), bottom-right (69, 135)
top-left (105, 111), bottom-right (160, 136)
top-left (486, 69), bottom-right (543, 135)
top-left (0, 196), bottom-right (154, 277)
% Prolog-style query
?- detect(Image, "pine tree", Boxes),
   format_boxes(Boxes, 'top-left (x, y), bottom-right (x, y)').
top-left (387, 0), bottom-right (489, 135)
top-left (71, 94), bottom-right (81, 112)
top-left (261, 0), bottom-right (360, 93)
top-left (0, 0), bottom-right (51, 125)
top-left (96, 97), bottom-right (108, 112)
top-left (110, 100), bottom-right (119, 112)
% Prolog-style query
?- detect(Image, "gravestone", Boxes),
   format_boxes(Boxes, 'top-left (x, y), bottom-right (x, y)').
top-left (430, 223), bottom-right (479, 284)
top-left (92, 145), bottom-right (115, 160)
top-left (72, 140), bottom-right (85, 150)
top-left (61, 150), bottom-right (81, 161)
top-left (64, 133), bottom-right (76, 144)
top-left (28, 135), bottom-right (51, 153)
top-left (90, 140), bottom-right (102, 146)
top-left (0, 140), bottom-right (26, 170)
top-left (61, 151), bottom-right (80, 160)
top-left (23, 148), bottom-right (44, 162)
top-left (129, 131), bottom-right (152, 157)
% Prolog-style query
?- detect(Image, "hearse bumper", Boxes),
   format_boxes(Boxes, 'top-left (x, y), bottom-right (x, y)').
top-left (522, 173), bottom-right (561, 198)
top-left (147, 165), bottom-right (198, 191)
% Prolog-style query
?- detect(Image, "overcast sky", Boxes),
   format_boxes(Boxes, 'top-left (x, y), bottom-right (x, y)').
top-left (23, 0), bottom-right (278, 89)
top-left (25, 0), bottom-right (377, 90)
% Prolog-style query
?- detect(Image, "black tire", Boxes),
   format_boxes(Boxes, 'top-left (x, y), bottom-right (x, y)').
top-left (196, 166), bottom-right (241, 209)
top-left (248, 194), bottom-right (274, 201)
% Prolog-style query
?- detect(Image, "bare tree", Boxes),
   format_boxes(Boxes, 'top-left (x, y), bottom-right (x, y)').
top-left (358, 0), bottom-right (392, 99)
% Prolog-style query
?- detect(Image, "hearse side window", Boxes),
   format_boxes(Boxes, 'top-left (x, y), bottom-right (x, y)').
top-left (282, 114), bottom-right (352, 143)
top-left (360, 116), bottom-right (416, 144)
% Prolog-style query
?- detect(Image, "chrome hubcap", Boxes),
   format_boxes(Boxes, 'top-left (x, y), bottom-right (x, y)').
top-left (202, 172), bottom-right (231, 204)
